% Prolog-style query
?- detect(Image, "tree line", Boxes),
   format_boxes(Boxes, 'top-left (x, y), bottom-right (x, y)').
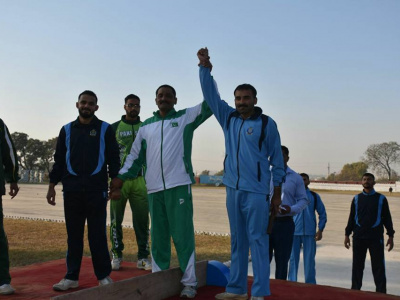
top-left (11, 132), bottom-right (57, 181)
top-left (10, 132), bottom-right (400, 183)
top-left (201, 142), bottom-right (400, 182)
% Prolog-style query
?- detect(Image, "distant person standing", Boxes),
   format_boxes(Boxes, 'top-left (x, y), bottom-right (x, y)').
top-left (0, 119), bottom-right (19, 296)
top-left (110, 94), bottom-right (151, 271)
top-left (47, 91), bottom-right (120, 291)
top-left (344, 173), bottom-right (395, 294)
top-left (288, 173), bottom-right (327, 284)
top-left (389, 187), bottom-right (393, 194)
top-left (269, 145), bottom-right (309, 280)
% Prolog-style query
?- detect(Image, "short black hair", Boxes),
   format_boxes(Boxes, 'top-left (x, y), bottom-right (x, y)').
top-left (362, 172), bottom-right (375, 181)
top-left (78, 90), bottom-right (98, 103)
top-left (234, 84), bottom-right (257, 98)
top-left (281, 145), bottom-right (289, 156)
top-left (300, 173), bottom-right (309, 180)
top-left (156, 84), bottom-right (176, 97)
top-left (125, 94), bottom-right (140, 104)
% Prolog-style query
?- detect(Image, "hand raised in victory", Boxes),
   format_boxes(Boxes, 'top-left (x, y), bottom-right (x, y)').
top-left (197, 47), bottom-right (213, 70)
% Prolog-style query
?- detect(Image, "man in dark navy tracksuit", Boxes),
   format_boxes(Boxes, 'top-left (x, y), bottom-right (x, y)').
top-left (47, 90), bottom-right (120, 291)
top-left (344, 173), bottom-right (395, 293)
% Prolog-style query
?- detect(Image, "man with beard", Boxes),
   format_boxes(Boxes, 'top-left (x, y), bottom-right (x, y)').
top-left (109, 94), bottom-right (151, 271)
top-left (110, 85), bottom-right (212, 298)
top-left (47, 90), bottom-right (120, 291)
top-left (344, 173), bottom-right (395, 293)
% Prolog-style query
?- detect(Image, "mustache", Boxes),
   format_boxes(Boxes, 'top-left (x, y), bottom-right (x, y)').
top-left (237, 104), bottom-right (248, 108)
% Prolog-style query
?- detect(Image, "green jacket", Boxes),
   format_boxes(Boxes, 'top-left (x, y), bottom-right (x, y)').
top-left (0, 118), bottom-right (19, 195)
top-left (112, 116), bottom-right (143, 175)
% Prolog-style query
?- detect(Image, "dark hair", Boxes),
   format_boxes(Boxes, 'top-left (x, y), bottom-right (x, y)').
top-left (125, 94), bottom-right (140, 103)
top-left (78, 90), bottom-right (98, 103)
top-left (362, 172), bottom-right (375, 180)
top-left (300, 173), bottom-right (309, 180)
top-left (156, 85), bottom-right (176, 97)
top-left (234, 84), bottom-right (257, 98)
top-left (281, 145), bottom-right (289, 156)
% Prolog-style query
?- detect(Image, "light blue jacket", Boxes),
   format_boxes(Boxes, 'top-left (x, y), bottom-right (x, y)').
top-left (293, 188), bottom-right (327, 235)
top-left (199, 66), bottom-right (285, 194)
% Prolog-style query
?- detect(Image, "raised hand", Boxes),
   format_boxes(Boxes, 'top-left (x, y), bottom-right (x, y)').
top-left (197, 47), bottom-right (213, 70)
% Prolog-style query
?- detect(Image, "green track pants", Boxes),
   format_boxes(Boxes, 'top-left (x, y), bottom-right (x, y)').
top-left (110, 176), bottom-right (150, 259)
top-left (148, 184), bottom-right (197, 286)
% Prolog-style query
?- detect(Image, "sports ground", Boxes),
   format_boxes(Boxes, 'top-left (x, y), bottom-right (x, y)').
top-left (3, 184), bottom-right (400, 297)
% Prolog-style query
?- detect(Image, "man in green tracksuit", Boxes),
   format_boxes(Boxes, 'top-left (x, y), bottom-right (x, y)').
top-left (110, 85), bottom-right (212, 298)
top-left (0, 118), bottom-right (19, 296)
top-left (110, 94), bottom-right (150, 271)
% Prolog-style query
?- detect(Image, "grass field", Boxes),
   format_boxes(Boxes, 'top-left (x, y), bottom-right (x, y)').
top-left (5, 218), bottom-right (231, 268)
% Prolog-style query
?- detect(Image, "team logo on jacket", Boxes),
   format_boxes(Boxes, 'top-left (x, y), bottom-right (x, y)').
top-left (246, 127), bottom-right (254, 135)
top-left (89, 129), bottom-right (97, 136)
top-left (171, 122), bottom-right (178, 127)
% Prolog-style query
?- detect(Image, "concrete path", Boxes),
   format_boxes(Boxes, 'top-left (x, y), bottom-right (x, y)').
top-left (3, 184), bottom-right (400, 296)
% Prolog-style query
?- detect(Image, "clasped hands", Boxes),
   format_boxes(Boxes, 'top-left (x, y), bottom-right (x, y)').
top-left (109, 177), bottom-right (123, 200)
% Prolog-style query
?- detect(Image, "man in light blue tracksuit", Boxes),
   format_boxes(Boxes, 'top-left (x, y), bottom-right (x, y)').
top-left (198, 48), bottom-right (285, 300)
top-left (288, 173), bottom-right (327, 284)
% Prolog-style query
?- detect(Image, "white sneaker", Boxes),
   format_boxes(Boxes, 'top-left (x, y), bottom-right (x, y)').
top-left (98, 276), bottom-right (113, 286)
top-left (137, 258), bottom-right (152, 270)
top-left (53, 278), bottom-right (79, 291)
top-left (111, 257), bottom-right (122, 271)
top-left (0, 284), bottom-right (15, 295)
top-left (180, 286), bottom-right (197, 298)
top-left (251, 297), bottom-right (264, 300)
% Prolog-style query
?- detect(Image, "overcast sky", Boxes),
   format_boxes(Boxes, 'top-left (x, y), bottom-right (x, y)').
top-left (1, 1), bottom-right (399, 177)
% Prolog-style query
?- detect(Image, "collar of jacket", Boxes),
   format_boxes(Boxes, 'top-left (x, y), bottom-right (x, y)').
top-left (153, 108), bottom-right (177, 120)
top-left (362, 188), bottom-right (376, 196)
top-left (231, 106), bottom-right (263, 120)
top-left (121, 115), bottom-right (141, 125)
top-left (72, 115), bottom-right (100, 127)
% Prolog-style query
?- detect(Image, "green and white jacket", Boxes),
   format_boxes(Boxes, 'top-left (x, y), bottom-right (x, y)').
top-left (118, 101), bottom-right (212, 194)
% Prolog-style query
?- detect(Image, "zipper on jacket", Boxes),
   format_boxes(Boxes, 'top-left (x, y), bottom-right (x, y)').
top-left (235, 119), bottom-right (245, 189)
top-left (160, 119), bottom-right (166, 190)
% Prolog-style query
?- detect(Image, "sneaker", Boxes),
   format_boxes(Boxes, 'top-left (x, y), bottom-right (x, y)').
top-left (137, 258), bottom-right (152, 270)
top-left (215, 292), bottom-right (248, 300)
top-left (53, 278), bottom-right (79, 291)
top-left (180, 286), bottom-right (197, 298)
top-left (98, 276), bottom-right (113, 286)
top-left (250, 297), bottom-right (264, 300)
top-left (0, 284), bottom-right (15, 295)
top-left (111, 257), bottom-right (122, 271)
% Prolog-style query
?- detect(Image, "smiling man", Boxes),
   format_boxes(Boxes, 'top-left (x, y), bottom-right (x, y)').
top-left (47, 90), bottom-right (120, 291)
top-left (110, 85), bottom-right (212, 298)
top-left (198, 48), bottom-right (285, 300)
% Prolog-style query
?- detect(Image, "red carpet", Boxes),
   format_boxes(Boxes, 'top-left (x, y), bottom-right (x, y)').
top-left (8, 258), bottom-right (400, 299)
top-left (8, 257), bottom-right (150, 299)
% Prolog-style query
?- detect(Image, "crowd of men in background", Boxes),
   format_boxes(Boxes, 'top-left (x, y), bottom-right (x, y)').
top-left (0, 47), bottom-right (395, 299)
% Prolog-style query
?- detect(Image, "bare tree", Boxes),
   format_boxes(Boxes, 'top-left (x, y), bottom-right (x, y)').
top-left (363, 141), bottom-right (400, 180)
